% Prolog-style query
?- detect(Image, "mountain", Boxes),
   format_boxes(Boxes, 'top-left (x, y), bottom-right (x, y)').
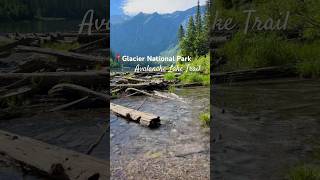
top-left (111, 6), bottom-right (206, 57)
top-left (110, 15), bottom-right (131, 25)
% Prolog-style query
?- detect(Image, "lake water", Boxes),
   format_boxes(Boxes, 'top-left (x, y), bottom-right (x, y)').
top-left (111, 87), bottom-right (210, 179)
top-left (0, 20), bottom-right (81, 33)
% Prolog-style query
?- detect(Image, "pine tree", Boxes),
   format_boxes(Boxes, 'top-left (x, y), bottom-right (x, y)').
top-left (178, 25), bottom-right (185, 42)
top-left (195, 0), bottom-right (202, 35)
top-left (180, 16), bottom-right (196, 57)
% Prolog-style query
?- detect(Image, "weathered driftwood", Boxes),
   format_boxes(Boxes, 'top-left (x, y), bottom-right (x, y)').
top-left (110, 103), bottom-right (160, 128)
top-left (77, 33), bottom-right (109, 44)
top-left (70, 38), bottom-right (106, 53)
top-left (123, 77), bottom-right (148, 83)
top-left (0, 78), bottom-right (29, 91)
top-left (49, 83), bottom-right (109, 102)
top-left (14, 55), bottom-right (57, 73)
top-left (0, 130), bottom-right (108, 180)
top-left (212, 66), bottom-right (297, 84)
top-left (153, 91), bottom-right (183, 101)
top-left (125, 88), bottom-right (180, 101)
top-left (125, 88), bottom-right (155, 97)
top-left (48, 96), bottom-right (89, 112)
top-left (0, 71), bottom-right (108, 89)
top-left (15, 45), bottom-right (106, 66)
top-left (0, 86), bottom-right (33, 106)
top-left (0, 38), bottom-right (34, 52)
top-left (110, 82), bottom-right (167, 90)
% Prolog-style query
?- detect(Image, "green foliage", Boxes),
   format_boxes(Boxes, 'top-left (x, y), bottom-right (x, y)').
top-left (178, 25), bottom-right (185, 42)
top-left (218, 32), bottom-right (320, 77)
top-left (219, 33), bottom-right (299, 70)
top-left (180, 1), bottom-right (210, 57)
top-left (110, 59), bottom-right (121, 69)
top-left (180, 73), bottom-right (210, 86)
top-left (179, 55), bottom-right (210, 85)
top-left (296, 41), bottom-right (320, 78)
top-left (212, 0), bottom-right (320, 78)
top-left (195, 0), bottom-right (202, 35)
top-left (199, 112), bottom-right (210, 127)
top-left (164, 72), bottom-right (176, 81)
top-left (286, 165), bottom-right (320, 180)
top-left (168, 85), bottom-right (176, 93)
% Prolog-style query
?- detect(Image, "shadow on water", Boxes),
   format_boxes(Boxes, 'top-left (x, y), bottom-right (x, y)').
top-left (111, 87), bottom-right (210, 179)
top-left (212, 78), bottom-right (320, 180)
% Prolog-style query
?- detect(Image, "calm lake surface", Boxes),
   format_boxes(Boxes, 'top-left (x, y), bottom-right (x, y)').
top-left (0, 20), bottom-right (81, 33)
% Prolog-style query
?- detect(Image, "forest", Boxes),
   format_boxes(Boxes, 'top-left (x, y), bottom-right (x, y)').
top-left (211, 0), bottom-right (320, 77)
top-left (0, 0), bottom-right (107, 21)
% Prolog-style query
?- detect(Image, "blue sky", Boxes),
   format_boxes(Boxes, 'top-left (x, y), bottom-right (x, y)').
top-left (111, 0), bottom-right (207, 16)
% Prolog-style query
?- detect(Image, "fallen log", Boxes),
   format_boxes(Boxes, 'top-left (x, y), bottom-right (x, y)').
top-left (49, 96), bottom-right (89, 112)
top-left (0, 86), bottom-right (33, 107)
top-left (110, 103), bottom-right (160, 128)
top-left (0, 71), bottom-right (108, 89)
top-left (212, 66), bottom-right (297, 84)
top-left (15, 45), bottom-right (106, 66)
top-left (110, 82), bottom-right (167, 90)
top-left (125, 88), bottom-right (155, 97)
top-left (123, 77), bottom-right (148, 83)
top-left (14, 54), bottom-right (58, 73)
top-left (77, 33), bottom-right (109, 44)
top-left (48, 83), bottom-right (109, 102)
top-left (70, 38), bottom-right (106, 53)
top-left (0, 38), bottom-right (34, 52)
top-left (125, 88), bottom-right (180, 101)
top-left (0, 130), bottom-right (108, 180)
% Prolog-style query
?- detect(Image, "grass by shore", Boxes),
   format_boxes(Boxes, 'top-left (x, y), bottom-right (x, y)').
top-left (217, 33), bottom-right (320, 78)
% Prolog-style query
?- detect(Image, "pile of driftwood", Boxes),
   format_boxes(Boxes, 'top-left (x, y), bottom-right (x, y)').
top-left (110, 72), bottom-right (190, 128)
top-left (0, 31), bottom-right (109, 117)
top-left (0, 31), bottom-right (109, 179)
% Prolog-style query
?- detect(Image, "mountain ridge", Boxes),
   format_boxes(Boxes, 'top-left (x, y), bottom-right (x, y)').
top-left (111, 6), bottom-right (206, 57)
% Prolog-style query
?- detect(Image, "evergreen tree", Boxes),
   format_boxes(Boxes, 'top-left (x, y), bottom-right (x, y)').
top-left (178, 25), bottom-right (185, 42)
top-left (195, 0), bottom-right (202, 35)
top-left (180, 16), bottom-right (196, 57)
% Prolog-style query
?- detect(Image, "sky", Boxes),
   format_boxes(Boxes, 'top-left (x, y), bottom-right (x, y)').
top-left (111, 0), bottom-right (207, 16)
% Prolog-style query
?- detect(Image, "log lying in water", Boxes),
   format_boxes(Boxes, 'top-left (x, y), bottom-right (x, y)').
top-left (0, 130), bottom-right (108, 180)
top-left (212, 66), bottom-right (297, 84)
top-left (0, 71), bottom-right (108, 89)
top-left (48, 83), bottom-right (109, 110)
top-left (110, 103), bottom-right (160, 128)
top-left (15, 45), bottom-right (106, 66)
top-left (110, 81), bottom-right (168, 91)
top-left (49, 96), bottom-right (89, 112)
top-left (70, 38), bottom-right (107, 53)
top-left (49, 83), bottom-right (109, 101)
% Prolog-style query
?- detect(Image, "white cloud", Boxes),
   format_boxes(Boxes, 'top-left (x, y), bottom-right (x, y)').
top-left (122, 0), bottom-right (207, 15)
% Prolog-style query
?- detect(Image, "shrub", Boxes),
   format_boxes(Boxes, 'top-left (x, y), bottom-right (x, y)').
top-left (219, 33), bottom-right (299, 70)
top-left (286, 165), bottom-right (320, 180)
top-left (164, 72), bottom-right (176, 81)
top-left (296, 41), bottom-right (320, 78)
top-left (199, 112), bottom-right (210, 127)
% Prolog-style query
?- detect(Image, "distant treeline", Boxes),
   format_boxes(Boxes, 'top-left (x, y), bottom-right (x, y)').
top-left (0, 0), bottom-right (107, 21)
